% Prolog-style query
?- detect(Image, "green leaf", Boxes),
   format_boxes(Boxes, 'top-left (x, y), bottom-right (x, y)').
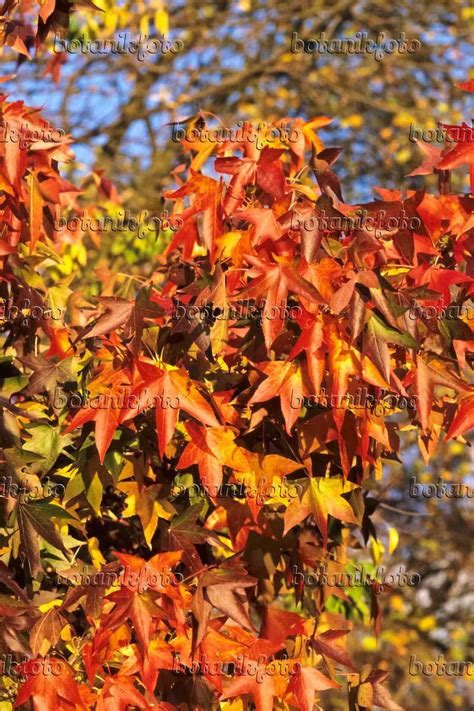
top-left (371, 313), bottom-right (419, 349)
top-left (16, 500), bottom-right (74, 573)
top-left (443, 317), bottom-right (474, 341)
top-left (23, 425), bottom-right (72, 474)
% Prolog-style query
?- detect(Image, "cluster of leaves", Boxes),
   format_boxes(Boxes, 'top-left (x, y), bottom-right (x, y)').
top-left (0, 0), bottom-right (171, 85)
top-left (5, 0), bottom-right (473, 212)
top-left (0, 0), bottom-right (101, 59)
top-left (0, 58), bottom-right (473, 710)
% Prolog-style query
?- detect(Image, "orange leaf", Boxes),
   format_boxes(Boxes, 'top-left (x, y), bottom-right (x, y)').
top-left (15, 658), bottom-right (86, 711)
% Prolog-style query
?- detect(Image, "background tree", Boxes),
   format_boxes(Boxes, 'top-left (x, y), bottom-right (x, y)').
top-left (1, 0), bottom-right (473, 206)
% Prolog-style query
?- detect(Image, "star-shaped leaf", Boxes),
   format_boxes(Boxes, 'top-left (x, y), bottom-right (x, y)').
top-left (284, 476), bottom-right (359, 548)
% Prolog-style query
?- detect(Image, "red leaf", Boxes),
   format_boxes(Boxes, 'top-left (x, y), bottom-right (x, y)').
top-left (445, 395), bottom-right (474, 440)
top-left (15, 659), bottom-right (86, 711)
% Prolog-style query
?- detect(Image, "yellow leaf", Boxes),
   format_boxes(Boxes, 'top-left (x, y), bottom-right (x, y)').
top-left (190, 140), bottom-right (218, 172)
top-left (104, 10), bottom-right (118, 33)
top-left (264, 475), bottom-right (300, 507)
top-left (88, 536), bottom-right (106, 569)
top-left (419, 615), bottom-right (437, 631)
top-left (109, 624), bottom-right (132, 650)
top-left (357, 681), bottom-right (373, 707)
top-left (38, 599), bottom-right (63, 613)
top-left (374, 459), bottom-right (383, 480)
top-left (220, 702), bottom-right (245, 711)
top-left (395, 148), bottom-right (411, 163)
top-left (191, 243), bottom-right (207, 258)
top-left (291, 183), bottom-right (319, 201)
top-left (155, 9), bottom-right (169, 35)
top-left (85, 471), bottom-right (103, 516)
top-left (361, 635), bottom-right (378, 652)
top-left (305, 116), bottom-right (333, 131)
top-left (59, 624), bottom-right (73, 642)
top-left (342, 114), bottom-right (364, 128)
top-left (139, 15), bottom-right (149, 36)
top-left (370, 536), bottom-right (385, 564)
top-left (390, 595), bottom-right (405, 613)
top-left (388, 526), bottom-right (399, 554)
top-left (393, 111), bottom-right (415, 128)
top-left (119, 482), bottom-right (175, 547)
top-left (380, 266), bottom-right (412, 277)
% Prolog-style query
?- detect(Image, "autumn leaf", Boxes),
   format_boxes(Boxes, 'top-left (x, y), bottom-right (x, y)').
top-left (120, 359), bottom-right (220, 456)
top-left (177, 421), bottom-right (225, 494)
top-left (414, 355), bottom-right (471, 432)
top-left (166, 502), bottom-right (220, 572)
top-left (312, 629), bottom-right (356, 671)
top-left (248, 359), bottom-right (308, 435)
top-left (438, 124), bottom-right (474, 171)
top-left (27, 171), bottom-right (43, 253)
top-left (284, 476), bottom-right (359, 548)
top-left (118, 481), bottom-right (169, 548)
top-left (64, 366), bottom-right (134, 464)
top-left (107, 589), bottom-right (166, 651)
top-left (2, 74), bottom-right (473, 711)
top-left (220, 662), bottom-right (280, 711)
top-left (17, 499), bottom-right (72, 576)
top-left (285, 666), bottom-right (340, 711)
top-left (77, 291), bottom-right (165, 351)
top-left (96, 675), bottom-right (154, 711)
top-left (260, 606), bottom-right (306, 644)
top-left (15, 659), bottom-right (86, 711)
top-left (444, 394), bottom-right (474, 440)
top-left (21, 354), bottom-right (77, 403)
top-left (192, 561), bottom-right (257, 648)
top-left (238, 252), bottom-right (322, 349)
top-left (365, 315), bottom-right (391, 384)
top-left (29, 607), bottom-right (67, 656)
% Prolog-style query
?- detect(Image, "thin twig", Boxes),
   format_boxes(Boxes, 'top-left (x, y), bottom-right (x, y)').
top-left (379, 502), bottom-right (431, 516)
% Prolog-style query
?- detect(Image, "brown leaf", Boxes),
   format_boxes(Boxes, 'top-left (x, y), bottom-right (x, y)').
top-left (192, 562), bottom-right (257, 649)
top-left (30, 607), bottom-right (66, 656)
top-left (365, 316), bottom-right (391, 383)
